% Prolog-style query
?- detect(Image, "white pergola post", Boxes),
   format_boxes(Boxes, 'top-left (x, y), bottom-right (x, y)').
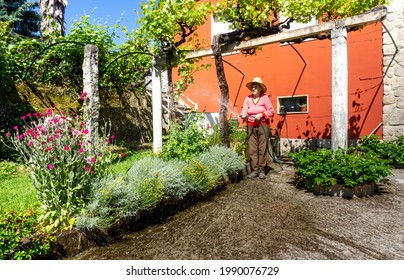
top-left (331, 27), bottom-right (348, 151)
top-left (152, 56), bottom-right (163, 154)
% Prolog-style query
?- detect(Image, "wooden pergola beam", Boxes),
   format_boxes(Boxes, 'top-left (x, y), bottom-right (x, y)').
top-left (185, 7), bottom-right (387, 59)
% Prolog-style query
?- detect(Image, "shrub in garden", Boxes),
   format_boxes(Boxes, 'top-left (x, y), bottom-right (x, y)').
top-left (0, 209), bottom-right (55, 260)
top-left (5, 107), bottom-right (115, 231)
top-left (290, 147), bottom-right (391, 190)
top-left (358, 135), bottom-right (404, 167)
top-left (196, 145), bottom-right (245, 182)
top-left (75, 175), bottom-right (135, 230)
top-left (182, 159), bottom-right (220, 194)
top-left (125, 156), bottom-right (165, 209)
top-left (161, 113), bottom-right (210, 160)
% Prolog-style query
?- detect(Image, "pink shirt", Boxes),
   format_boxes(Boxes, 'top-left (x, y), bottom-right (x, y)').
top-left (241, 93), bottom-right (275, 125)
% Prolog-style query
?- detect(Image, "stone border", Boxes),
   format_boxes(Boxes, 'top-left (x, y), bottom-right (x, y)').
top-left (312, 182), bottom-right (376, 199)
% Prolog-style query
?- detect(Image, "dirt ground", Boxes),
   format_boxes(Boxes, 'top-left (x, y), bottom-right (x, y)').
top-left (71, 165), bottom-right (404, 260)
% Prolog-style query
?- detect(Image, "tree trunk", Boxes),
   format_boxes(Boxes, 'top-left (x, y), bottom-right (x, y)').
top-left (39, 0), bottom-right (67, 38)
top-left (212, 34), bottom-right (230, 147)
top-left (166, 51), bottom-right (176, 123)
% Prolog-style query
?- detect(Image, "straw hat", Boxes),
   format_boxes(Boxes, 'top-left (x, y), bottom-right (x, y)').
top-left (246, 77), bottom-right (267, 93)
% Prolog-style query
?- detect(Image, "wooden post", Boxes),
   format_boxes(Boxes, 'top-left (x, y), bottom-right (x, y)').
top-left (331, 27), bottom-right (348, 151)
top-left (152, 56), bottom-right (163, 154)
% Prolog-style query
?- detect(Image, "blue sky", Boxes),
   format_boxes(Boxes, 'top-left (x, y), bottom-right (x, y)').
top-left (65, 0), bottom-right (143, 44)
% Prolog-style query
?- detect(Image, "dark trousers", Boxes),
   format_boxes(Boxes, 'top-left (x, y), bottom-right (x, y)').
top-left (247, 124), bottom-right (268, 172)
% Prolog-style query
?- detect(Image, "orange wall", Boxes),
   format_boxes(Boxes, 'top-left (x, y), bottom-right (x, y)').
top-left (175, 15), bottom-right (383, 140)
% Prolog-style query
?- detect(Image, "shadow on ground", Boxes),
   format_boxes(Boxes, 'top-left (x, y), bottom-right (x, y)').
top-left (71, 166), bottom-right (404, 260)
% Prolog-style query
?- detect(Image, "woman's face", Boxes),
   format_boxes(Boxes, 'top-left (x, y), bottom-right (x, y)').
top-left (251, 83), bottom-right (261, 94)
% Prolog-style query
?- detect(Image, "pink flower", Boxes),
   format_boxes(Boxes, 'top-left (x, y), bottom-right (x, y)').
top-left (85, 166), bottom-right (91, 172)
top-left (48, 136), bottom-right (53, 142)
top-left (46, 109), bottom-right (52, 116)
top-left (120, 153), bottom-right (125, 157)
top-left (13, 126), bottom-right (18, 131)
top-left (48, 164), bottom-right (54, 170)
top-left (5, 133), bottom-right (11, 137)
top-left (105, 139), bottom-right (110, 143)
top-left (79, 148), bottom-right (84, 153)
top-left (45, 146), bottom-right (52, 152)
top-left (20, 115), bottom-right (26, 119)
top-left (18, 134), bottom-right (23, 140)
top-left (110, 135), bottom-right (115, 139)
top-left (91, 158), bottom-right (96, 163)
top-left (82, 129), bottom-right (89, 135)
top-left (64, 146), bottom-right (70, 151)
top-left (99, 153), bottom-right (103, 157)
top-left (29, 141), bottom-right (33, 147)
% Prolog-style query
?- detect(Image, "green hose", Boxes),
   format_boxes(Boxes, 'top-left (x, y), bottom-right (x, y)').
top-left (260, 121), bottom-right (283, 169)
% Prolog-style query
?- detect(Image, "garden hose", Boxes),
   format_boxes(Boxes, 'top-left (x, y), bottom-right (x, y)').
top-left (259, 120), bottom-right (283, 169)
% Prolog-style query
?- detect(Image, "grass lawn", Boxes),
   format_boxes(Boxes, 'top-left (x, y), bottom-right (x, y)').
top-left (0, 150), bottom-right (151, 213)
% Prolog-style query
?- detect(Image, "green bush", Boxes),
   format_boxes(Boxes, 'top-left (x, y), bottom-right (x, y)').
top-left (358, 135), bottom-right (404, 167)
top-left (196, 145), bottom-right (244, 182)
top-left (125, 157), bottom-right (165, 208)
top-left (0, 209), bottom-right (55, 260)
top-left (182, 159), bottom-right (219, 194)
top-left (75, 175), bottom-right (132, 230)
top-left (76, 145), bottom-right (244, 231)
top-left (161, 114), bottom-right (210, 160)
top-left (290, 147), bottom-right (392, 190)
top-left (290, 148), bottom-right (337, 188)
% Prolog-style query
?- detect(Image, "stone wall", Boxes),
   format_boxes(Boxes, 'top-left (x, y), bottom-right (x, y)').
top-left (383, 0), bottom-right (404, 141)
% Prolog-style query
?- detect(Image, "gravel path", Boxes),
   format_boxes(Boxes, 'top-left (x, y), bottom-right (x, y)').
top-left (71, 166), bottom-right (404, 260)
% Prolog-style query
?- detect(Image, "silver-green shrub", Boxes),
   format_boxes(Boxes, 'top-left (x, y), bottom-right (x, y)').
top-left (125, 156), bottom-right (165, 208)
top-left (196, 145), bottom-right (244, 180)
top-left (182, 159), bottom-right (220, 194)
top-left (127, 156), bottom-right (189, 199)
top-left (75, 175), bottom-right (139, 230)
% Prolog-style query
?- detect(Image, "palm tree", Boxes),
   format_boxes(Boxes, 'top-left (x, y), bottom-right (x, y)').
top-left (0, 0), bottom-right (39, 37)
top-left (39, 0), bottom-right (67, 38)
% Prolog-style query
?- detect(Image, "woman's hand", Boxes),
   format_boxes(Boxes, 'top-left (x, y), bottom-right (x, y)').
top-left (255, 113), bottom-right (263, 120)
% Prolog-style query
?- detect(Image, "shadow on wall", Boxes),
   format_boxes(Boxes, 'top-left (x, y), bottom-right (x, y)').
top-left (100, 89), bottom-right (153, 148)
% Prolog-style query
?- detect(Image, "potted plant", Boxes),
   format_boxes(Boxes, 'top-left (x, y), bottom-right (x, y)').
top-left (279, 105), bottom-right (286, 114)
top-left (298, 103), bottom-right (307, 112)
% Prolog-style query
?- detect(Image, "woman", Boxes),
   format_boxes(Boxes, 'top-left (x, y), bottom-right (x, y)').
top-left (240, 77), bottom-right (275, 179)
